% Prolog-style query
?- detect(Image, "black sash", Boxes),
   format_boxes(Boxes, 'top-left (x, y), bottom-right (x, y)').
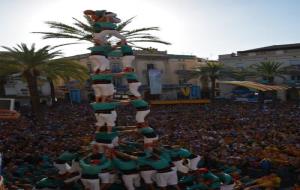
top-left (91, 52), bottom-right (107, 57)
top-left (127, 79), bottom-right (139, 83)
top-left (95, 109), bottom-right (114, 114)
top-left (144, 132), bottom-right (157, 138)
top-left (81, 174), bottom-right (99, 179)
top-left (122, 169), bottom-right (139, 175)
top-left (96, 138), bottom-right (113, 144)
top-left (92, 80), bottom-right (111, 84)
top-left (136, 106), bottom-right (149, 111)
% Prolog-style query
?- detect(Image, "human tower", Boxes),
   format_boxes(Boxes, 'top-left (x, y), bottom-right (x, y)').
top-left (33, 10), bottom-right (224, 190)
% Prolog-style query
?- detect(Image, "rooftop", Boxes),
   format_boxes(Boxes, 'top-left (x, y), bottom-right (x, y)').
top-left (238, 43), bottom-right (300, 53)
top-left (63, 50), bottom-right (198, 60)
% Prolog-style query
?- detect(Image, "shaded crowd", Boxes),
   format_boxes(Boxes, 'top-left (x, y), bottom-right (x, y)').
top-left (0, 101), bottom-right (300, 189)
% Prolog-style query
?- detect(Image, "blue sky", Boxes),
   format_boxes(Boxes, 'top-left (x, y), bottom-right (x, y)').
top-left (1, 0), bottom-right (300, 59)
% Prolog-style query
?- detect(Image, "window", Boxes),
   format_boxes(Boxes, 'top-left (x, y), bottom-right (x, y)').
top-left (276, 50), bottom-right (284, 55)
top-left (291, 75), bottom-right (300, 81)
top-left (248, 52), bottom-right (256, 56)
top-left (147, 64), bottom-right (155, 70)
top-left (291, 76), bottom-right (296, 81)
top-left (180, 64), bottom-right (185, 70)
top-left (179, 78), bottom-right (186, 85)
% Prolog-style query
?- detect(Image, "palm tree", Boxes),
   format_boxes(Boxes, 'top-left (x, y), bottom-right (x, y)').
top-left (0, 43), bottom-right (88, 121)
top-left (250, 61), bottom-right (286, 84)
top-left (250, 61), bottom-right (287, 106)
top-left (196, 61), bottom-right (225, 100)
top-left (176, 62), bottom-right (235, 99)
top-left (33, 16), bottom-right (171, 49)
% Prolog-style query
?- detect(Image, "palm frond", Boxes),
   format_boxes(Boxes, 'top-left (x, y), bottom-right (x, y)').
top-left (116, 17), bottom-right (135, 31)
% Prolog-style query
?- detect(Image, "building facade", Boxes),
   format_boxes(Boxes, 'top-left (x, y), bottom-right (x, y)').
top-left (218, 43), bottom-right (300, 100)
top-left (66, 49), bottom-right (205, 100)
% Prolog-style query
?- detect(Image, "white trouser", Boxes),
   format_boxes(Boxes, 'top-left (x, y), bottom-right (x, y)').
top-left (172, 160), bottom-right (189, 174)
top-left (99, 172), bottom-right (115, 184)
top-left (122, 55), bottom-right (135, 68)
top-left (122, 174), bottom-right (141, 190)
top-left (81, 178), bottom-right (100, 190)
top-left (53, 163), bottom-right (71, 175)
top-left (188, 155), bottom-right (201, 171)
top-left (92, 83), bottom-right (114, 97)
top-left (89, 55), bottom-right (110, 72)
top-left (129, 82), bottom-right (141, 97)
top-left (64, 174), bottom-right (81, 183)
top-left (140, 170), bottom-right (157, 184)
top-left (221, 183), bottom-right (235, 190)
top-left (155, 170), bottom-right (178, 187)
top-left (93, 30), bottom-right (125, 43)
top-left (136, 110), bottom-right (150, 123)
top-left (69, 160), bottom-right (81, 173)
top-left (112, 136), bottom-right (119, 147)
top-left (95, 112), bottom-right (116, 127)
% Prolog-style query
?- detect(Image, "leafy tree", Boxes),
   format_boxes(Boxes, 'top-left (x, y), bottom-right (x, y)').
top-left (250, 61), bottom-right (286, 84)
top-left (0, 43), bottom-right (88, 120)
top-left (33, 16), bottom-right (170, 49)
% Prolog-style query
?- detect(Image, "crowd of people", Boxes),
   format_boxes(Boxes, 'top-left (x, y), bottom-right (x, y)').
top-left (0, 100), bottom-right (299, 189)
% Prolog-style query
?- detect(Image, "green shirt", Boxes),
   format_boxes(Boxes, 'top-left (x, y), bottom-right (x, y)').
top-left (88, 44), bottom-right (113, 56)
top-left (58, 151), bottom-right (77, 162)
top-left (91, 73), bottom-right (113, 81)
top-left (138, 156), bottom-right (170, 170)
top-left (95, 131), bottom-right (119, 141)
top-left (177, 148), bottom-right (192, 158)
top-left (139, 127), bottom-right (154, 135)
top-left (159, 149), bottom-right (172, 163)
top-left (131, 99), bottom-right (148, 108)
top-left (113, 157), bottom-right (137, 171)
top-left (94, 22), bottom-right (117, 31)
top-left (125, 73), bottom-right (138, 81)
top-left (79, 160), bottom-right (106, 175)
top-left (121, 45), bottom-right (133, 55)
top-left (91, 102), bottom-right (118, 111)
top-left (35, 177), bottom-right (64, 189)
top-left (202, 172), bottom-right (220, 182)
top-left (218, 173), bottom-right (233, 185)
top-left (209, 181), bottom-right (221, 189)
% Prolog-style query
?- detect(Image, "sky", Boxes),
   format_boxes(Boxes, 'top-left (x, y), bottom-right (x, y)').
top-left (1, 0), bottom-right (300, 59)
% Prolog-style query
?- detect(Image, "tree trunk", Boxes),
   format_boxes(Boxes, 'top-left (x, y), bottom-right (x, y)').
top-left (0, 78), bottom-right (6, 97)
top-left (258, 90), bottom-right (265, 110)
top-left (200, 77), bottom-right (209, 99)
top-left (210, 77), bottom-right (216, 100)
top-left (49, 79), bottom-right (56, 106)
top-left (24, 71), bottom-right (43, 122)
top-left (268, 77), bottom-right (277, 106)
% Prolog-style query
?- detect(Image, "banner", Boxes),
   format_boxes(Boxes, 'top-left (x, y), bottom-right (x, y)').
top-left (148, 69), bottom-right (162, 94)
top-left (191, 85), bottom-right (201, 98)
top-left (69, 89), bottom-right (81, 103)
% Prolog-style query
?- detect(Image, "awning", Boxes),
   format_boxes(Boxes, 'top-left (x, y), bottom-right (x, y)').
top-left (217, 81), bottom-right (289, 91)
